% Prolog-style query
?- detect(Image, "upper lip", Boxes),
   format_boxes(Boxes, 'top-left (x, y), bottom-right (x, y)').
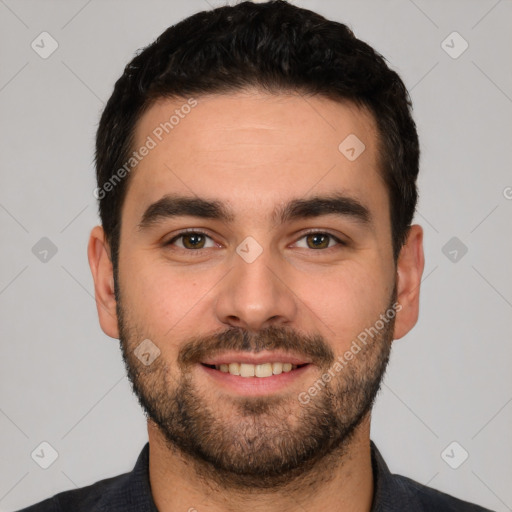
top-left (201, 351), bottom-right (311, 366)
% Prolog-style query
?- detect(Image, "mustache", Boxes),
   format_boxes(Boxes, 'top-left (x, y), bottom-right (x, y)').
top-left (177, 325), bottom-right (334, 369)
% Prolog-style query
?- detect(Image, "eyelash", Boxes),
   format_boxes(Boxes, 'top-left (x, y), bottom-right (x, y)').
top-left (164, 229), bottom-right (346, 252)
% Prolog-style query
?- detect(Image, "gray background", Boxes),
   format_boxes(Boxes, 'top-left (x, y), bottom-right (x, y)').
top-left (1, 0), bottom-right (511, 510)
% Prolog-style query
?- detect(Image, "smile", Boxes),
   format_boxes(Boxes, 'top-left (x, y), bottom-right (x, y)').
top-left (198, 351), bottom-right (312, 395)
top-left (202, 362), bottom-right (307, 378)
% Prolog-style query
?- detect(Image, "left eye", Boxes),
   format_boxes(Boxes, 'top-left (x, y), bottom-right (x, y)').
top-left (294, 232), bottom-right (343, 250)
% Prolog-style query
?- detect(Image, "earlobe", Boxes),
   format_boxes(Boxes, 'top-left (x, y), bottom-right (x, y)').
top-left (393, 224), bottom-right (425, 340)
top-left (87, 225), bottom-right (120, 339)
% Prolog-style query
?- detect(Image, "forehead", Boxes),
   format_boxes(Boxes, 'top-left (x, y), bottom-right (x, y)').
top-left (124, 91), bottom-right (386, 227)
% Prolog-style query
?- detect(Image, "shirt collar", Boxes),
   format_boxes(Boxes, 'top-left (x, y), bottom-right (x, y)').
top-left (96, 442), bottom-right (158, 512)
top-left (96, 441), bottom-right (394, 511)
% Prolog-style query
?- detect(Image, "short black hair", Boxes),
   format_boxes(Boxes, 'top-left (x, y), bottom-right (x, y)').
top-left (95, 0), bottom-right (419, 273)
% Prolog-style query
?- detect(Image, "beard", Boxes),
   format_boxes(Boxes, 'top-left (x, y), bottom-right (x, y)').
top-left (117, 287), bottom-right (396, 491)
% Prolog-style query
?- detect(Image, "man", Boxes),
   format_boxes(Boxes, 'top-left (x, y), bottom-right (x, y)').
top-left (18, 1), bottom-right (493, 511)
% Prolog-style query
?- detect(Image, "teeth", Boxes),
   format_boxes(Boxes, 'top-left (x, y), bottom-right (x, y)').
top-left (214, 362), bottom-right (300, 377)
top-left (255, 363), bottom-right (273, 378)
top-left (240, 363), bottom-right (255, 377)
top-left (272, 362), bottom-right (283, 375)
top-left (228, 363), bottom-right (240, 375)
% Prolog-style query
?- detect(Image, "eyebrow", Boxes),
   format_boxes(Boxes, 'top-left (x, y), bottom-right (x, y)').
top-left (137, 193), bottom-right (371, 231)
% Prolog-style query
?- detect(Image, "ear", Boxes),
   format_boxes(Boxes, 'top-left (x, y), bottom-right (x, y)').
top-left (87, 225), bottom-right (119, 339)
top-left (393, 224), bottom-right (424, 340)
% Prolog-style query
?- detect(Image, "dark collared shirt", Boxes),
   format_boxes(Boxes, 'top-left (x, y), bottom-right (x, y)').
top-left (16, 441), bottom-right (494, 511)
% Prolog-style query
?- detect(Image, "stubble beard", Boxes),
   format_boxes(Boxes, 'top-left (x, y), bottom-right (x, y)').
top-left (117, 291), bottom-right (395, 491)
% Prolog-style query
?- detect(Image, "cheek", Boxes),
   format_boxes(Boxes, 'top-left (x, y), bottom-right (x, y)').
top-left (119, 254), bottom-right (219, 334)
top-left (118, 266), bottom-right (202, 368)
top-left (299, 263), bottom-right (392, 350)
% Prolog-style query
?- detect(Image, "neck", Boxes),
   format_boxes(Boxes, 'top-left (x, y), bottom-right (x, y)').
top-left (147, 416), bottom-right (374, 512)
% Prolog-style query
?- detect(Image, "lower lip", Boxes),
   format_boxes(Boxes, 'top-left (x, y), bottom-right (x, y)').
top-left (199, 364), bottom-right (312, 396)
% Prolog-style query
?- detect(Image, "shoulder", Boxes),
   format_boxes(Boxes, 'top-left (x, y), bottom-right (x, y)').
top-left (15, 442), bottom-right (153, 512)
top-left (14, 473), bottom-right (127, 512)
top-left (391, 473), bottom-right (495, 511)
top-left (370, 441), bottom-right (494, 512)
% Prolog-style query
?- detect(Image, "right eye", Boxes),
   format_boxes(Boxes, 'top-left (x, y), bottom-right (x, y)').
top-left (165, 230), bottom-right (218, 250)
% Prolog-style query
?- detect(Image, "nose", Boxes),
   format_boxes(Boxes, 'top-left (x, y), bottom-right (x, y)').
top-left (213, 246), bottom-right (298, 333)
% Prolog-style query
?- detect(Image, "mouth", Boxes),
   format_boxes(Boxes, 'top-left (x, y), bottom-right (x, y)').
top-left (201, 362), bottom-right (309, 378)
top-left (198, 352), bottom-right (313, 395)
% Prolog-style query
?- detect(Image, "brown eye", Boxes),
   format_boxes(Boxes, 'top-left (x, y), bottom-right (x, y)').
top-left (295, 232), bottom-right (344, 250)
top-left (181, 233), bottom-right (206, 249)
top-left (306, 233), bottom-right (330, 249)
top-left (166, 231), bottom-right (215, 250)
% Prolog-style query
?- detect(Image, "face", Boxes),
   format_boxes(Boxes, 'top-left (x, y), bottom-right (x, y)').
top-left (89, 90), bottom-right (422, 489)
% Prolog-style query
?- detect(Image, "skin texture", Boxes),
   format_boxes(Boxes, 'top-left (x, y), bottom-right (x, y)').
top-left (88, 90), bottom-right (424, 512)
